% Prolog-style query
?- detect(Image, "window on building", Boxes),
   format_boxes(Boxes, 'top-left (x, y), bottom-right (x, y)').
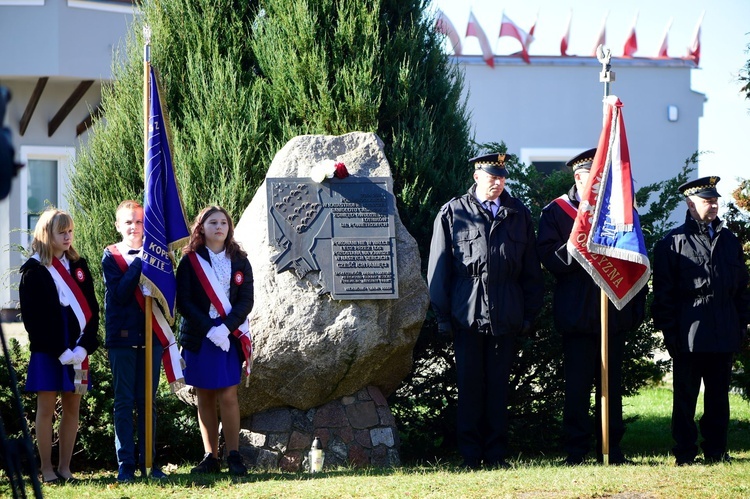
top-left (19, 146), bottom-right (74, 247)
top-left (26, 159), bottom-right (58, 230)
top-left (520, 148), bottom-right (581, 177)
top-left (531, 161), bottom-right (567, 175)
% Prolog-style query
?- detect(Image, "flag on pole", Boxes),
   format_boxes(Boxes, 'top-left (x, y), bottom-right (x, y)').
top-left (567, 95), bottom-right (650, 310)
top-left (622, 13), bottom-right (638, 57)
top-left (141, 66), bottom-right (190, 323)
top-left (466, 10), bottom-right (495, 68)
top-left (560, 11), bottom-right (572, 56)
top-left (435, 9), bottom-right (462, 55)
top-left (591, 12), bottom-right (608, 56)
top-left (686, 11), bottom-right (704, 66)
top-left (499, 13), bottom-right (531, 63)
top-left (524, 11), bottom-right (538, 53)
top-left (656, 18), bottom-right (673, 58)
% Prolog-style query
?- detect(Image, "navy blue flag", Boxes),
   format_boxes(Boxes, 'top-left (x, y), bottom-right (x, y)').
top-left (141, 66), bottom-right (189, 323)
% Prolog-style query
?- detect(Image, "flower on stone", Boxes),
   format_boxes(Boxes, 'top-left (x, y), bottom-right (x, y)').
top-left (311, 159), bottom-right (347, 183)
top-left (333, 162), bottom-right (349, 179)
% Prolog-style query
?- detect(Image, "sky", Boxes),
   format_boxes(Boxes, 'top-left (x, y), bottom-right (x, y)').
top-left (431, 0), bottom-right (750, 206)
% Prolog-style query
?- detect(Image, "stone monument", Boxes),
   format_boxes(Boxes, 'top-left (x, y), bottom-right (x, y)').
top-left (229, 131), bottom-right (429, 470)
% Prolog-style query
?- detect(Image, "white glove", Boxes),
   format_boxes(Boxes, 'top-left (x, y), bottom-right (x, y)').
top-left (58, 349), bottom-right (76, 365)
top-left (71, 346), bottom-right (87, 365)
top-left (207, 325), bottom-right (230, 352)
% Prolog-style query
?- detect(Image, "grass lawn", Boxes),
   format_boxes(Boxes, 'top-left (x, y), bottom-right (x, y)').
top-left (3, 385), bottom-right (750, 498)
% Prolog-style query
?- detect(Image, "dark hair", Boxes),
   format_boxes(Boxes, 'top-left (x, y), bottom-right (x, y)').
top-left (183, 205), bottom-right (246, 259)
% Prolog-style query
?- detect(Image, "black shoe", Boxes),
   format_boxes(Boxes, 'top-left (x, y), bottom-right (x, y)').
top-left (484, 459), bottom-right (511, 469)
top-left (564, 455), bottom-right (585, 466)
top-left (226, 450), bottom-right (247, 476)
top-left (705, 453), bottom-right (732, 464)
top-left (459, 458), bottom-right (481, 470)
top-left (675, 457), bottom-right (696, 466)
top-left (140, 465), bottom-right (168, 479)
top-left (117, 464), bottom-right (136, 482)
top-left (191, 453), bottom-right (221, 474)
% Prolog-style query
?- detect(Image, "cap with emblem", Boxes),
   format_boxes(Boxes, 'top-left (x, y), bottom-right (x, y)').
top-left (566, 148), bottom-right (597, 172)
top-left (470, 153), bottom-right (513, 178)
top-left (678, 176), bottom-right (721, 198)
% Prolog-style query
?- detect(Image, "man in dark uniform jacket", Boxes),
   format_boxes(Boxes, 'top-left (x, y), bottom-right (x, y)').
top-left (427, 152), bottom-right (544, 469)
top-left (537, 148), bottom-right (646, 465)
top-left (653, 176), bottom-right (750, 465)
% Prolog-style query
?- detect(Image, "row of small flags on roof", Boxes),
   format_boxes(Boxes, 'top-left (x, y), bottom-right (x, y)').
top-left (435, 9), bottom-right (704, 68)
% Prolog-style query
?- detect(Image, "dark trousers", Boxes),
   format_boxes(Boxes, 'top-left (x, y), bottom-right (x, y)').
top-left (671, 352), bottom-right (733, 461)
top-left (454, 329), bottom-right (514, 463)
top-left (562, 332), bottom-right (625, 460)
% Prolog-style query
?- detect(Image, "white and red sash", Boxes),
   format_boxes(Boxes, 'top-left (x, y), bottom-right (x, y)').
top-left (187, 252), bottom-right (253, 378)
top-left (553, 195), bottom-right (578, 220)
top-left (48, 257), bottom-right (92, 395)
top-left (108, 245), bottom-right (185, 392)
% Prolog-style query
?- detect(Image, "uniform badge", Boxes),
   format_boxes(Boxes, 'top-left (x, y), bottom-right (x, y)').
top-left (75, 268), bottom-right (85, 282)
top-left (233, 271), bottom-right (244, 285)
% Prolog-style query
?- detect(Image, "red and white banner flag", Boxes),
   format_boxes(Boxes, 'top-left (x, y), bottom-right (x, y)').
top-left (560, 11), bottom-right (572, 56)
top-left (524, 11), bottom-right (538, 52)
top-left (622, 13), bottom-right (638, 57)
top-left (686, 11), bottom-right (704, 66)
top-left (466, 10), bottom-right (494, 68)
top-left (567, 96), bottom-right (650, 310)
top-left (499, 13), bottom-right (530, 63)
top-left (591, 12), bottom-right (608, 56)
top-left (656, 17), bottom-right (673, 58)
top-left (435, 9), bottom-right (462, 55)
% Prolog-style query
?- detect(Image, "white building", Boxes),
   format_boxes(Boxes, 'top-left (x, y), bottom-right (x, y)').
top-left (0, 3), bottom-right (704, 316)
top-left (0, 0), bottom-right (136, 316)
top-left (459, 55), bottom-right (704, 189)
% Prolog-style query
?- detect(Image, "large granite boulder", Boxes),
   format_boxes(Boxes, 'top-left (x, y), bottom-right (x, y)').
top-left (232, 131), bottom-right (429, 417)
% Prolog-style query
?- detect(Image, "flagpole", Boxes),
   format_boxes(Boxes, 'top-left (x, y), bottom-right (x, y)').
top-left (143, 24), bottom-right (154, 477)
top-left (596, 44), bottom-right (614, 466)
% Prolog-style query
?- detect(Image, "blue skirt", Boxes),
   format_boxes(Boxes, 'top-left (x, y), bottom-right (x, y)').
top-left (25, 352), bottom-right (78, 393)
top-left (182, 336), bottom-right (241, 389)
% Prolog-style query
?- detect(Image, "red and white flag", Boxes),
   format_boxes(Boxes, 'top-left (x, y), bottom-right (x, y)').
top-left (560, 11), bottom-right (572, 56)
top-left (622, 13), bottom-right (638, 57)
top-left (591, 12), bottom-right (608, 56)
top-left (656, 18), bottom-right (673, 58)
top-left (567, 96), bottom-right (650, 310)
top-left (524, 11), bottom-right (538, 52)
top-left (466, 10), bottom-right (494, 68)
top-left (499, 13), bottom-right (530, 63)
top-left (686, 11), bottom-right (704, 66)
top-left (435, 9), bottom-right (462, 56)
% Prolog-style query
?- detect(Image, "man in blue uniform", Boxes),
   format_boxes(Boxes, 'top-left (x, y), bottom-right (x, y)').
top-left (427, 153), bottom-right (544, 469)
top-left (653, 176), bottom-right (750, 466)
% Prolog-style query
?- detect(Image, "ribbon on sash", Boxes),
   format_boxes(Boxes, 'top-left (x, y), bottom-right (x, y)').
top-left (48, 257), bottom-right (92, 395)
top-left (553, 195), bottom-right (579, 220)
top-left (187, 252), bottom-right (253, 382)
top-left (108, 245), bottom-right (186, 392)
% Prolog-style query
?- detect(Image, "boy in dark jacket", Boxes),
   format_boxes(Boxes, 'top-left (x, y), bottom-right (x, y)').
top-left (102, 200), bottom-right (167, 481)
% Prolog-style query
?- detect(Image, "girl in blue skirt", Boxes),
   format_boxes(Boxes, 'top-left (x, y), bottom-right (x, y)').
top-left (19, 208), bottom-right (99, 483)
top-left (177, 206), bottom-right (253, 476)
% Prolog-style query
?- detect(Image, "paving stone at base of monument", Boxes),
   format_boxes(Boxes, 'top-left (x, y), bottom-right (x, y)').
top-left (237, 385), bottom-right (400, 471)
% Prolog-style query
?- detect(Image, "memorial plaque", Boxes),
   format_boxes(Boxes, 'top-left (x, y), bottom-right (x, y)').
top-left (267, 177), bottom-right (398, 300)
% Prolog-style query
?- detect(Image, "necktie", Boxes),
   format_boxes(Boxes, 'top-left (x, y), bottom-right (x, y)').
top-left (485, 201), bottom-right (497, 217)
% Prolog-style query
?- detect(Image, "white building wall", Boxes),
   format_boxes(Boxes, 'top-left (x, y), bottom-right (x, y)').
top-left (459, 56), bottom-right (704, 199)
top-left (0, 1), bottom-right (135, 310)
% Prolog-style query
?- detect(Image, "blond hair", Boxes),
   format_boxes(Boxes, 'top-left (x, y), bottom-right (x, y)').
top-left (30, 208), bottom-right (80, 266)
